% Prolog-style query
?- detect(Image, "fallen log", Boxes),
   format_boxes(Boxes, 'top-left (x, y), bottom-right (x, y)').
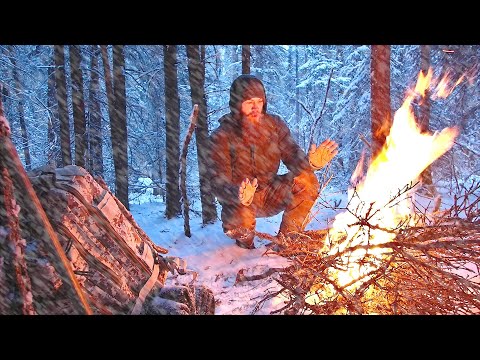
top-left (0, 100), bottom-right (91, 315)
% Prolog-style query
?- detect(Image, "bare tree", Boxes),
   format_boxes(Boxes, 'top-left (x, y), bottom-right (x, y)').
top-left (9, 46), bottom-right (31, 170)
top-left (100, 45), bottom-right (129, 209)
top-left (231, 46), bottom-right (239, 80)
top-left (112, 45), bottom-right (129, 210)
top-left (371, 45), bottom-right (392, 159)
top-left (54, 45), bottom-right (71, 166)
top-left (69, 45), bottom-right (87, 168)
top-left (295, 46), bottom-right (301, 145)
top-left (242, 45), bottom-right (251, 74)
top-left (418, 45), bottom-right (435, 194)
top-left (186, 45), bottom-right (217, 224)
top-left (163, 45), bottom-right (181, 219)
top-left (47, 54), bottom-right (60, 167)
top-left (87, 45), bottom-right (103, 177)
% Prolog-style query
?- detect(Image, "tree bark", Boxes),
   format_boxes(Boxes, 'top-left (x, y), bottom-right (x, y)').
top-left (54, 45), bottom-right (72, 166)
top-left (69, 45), bottom-right (87, 168)
top-left (186, 45), bottom-right (217, 224)
top-left (242, 45), bottom-right (251, 74)
top-left (370, 45), bottom-right (392, 159)
top-left (163, 45), bottom-right (182, 219)
top-left (87, 45), bottom-right (103, 177)
top-left (112, 45), bottom-right (129, 210)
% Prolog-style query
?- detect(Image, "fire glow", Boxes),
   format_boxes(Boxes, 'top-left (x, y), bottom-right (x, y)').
top-left (307, 69), bottom-right (463, 305)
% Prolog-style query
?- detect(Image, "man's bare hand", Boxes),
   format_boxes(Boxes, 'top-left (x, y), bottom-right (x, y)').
top-left (238, 178), bottom-right (258, 206)
top-left (308, 139), bottom-right (339, 170)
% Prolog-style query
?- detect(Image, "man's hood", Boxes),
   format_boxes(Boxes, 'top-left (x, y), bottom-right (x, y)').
top-left (228, 74), bottom-right (267, 120)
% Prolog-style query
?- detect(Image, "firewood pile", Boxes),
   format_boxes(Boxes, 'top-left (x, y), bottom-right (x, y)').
top-left (253, 182), bottom-right (480, 315)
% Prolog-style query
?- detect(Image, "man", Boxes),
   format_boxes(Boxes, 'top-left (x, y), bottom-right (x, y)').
top-left (208, 74), bottom-right (338, 249)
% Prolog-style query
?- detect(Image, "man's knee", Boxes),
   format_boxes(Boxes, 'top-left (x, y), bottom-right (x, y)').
top-left (293, 171), bottom-right (320, 199)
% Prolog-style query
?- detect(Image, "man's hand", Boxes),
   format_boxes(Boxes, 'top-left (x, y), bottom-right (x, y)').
top-left (308, 139), bottom-right (339, 170)
top-left (238, 178), bottom-right (258, 206)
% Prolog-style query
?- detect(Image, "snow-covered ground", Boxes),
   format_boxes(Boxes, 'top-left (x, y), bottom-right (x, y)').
top-left (129, 185), bottom-right (344, 315)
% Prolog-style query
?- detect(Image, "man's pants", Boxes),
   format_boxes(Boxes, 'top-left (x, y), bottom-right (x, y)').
top-left (221, 170), bottom-right (320, 246)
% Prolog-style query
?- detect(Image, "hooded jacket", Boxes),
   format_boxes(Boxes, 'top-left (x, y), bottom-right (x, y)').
top-left (208, 75), bottom-right (313, 205)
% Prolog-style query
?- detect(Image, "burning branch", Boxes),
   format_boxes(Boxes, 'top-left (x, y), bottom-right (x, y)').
top-left (255, 67), bottom-right (478, 315)
top-left (257, 183), bottom-right (480, 315)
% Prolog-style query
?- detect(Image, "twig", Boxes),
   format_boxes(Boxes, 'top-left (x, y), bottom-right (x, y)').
top-left (358, 133), bottom-right (372, 149)
top-left (234, 267), bottom-right (287, 284)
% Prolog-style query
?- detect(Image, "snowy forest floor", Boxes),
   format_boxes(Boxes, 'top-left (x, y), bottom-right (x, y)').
top-left (130, 190), bottom-right (345, 315)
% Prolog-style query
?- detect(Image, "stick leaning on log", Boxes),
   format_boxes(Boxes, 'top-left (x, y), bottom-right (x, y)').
top-left (179, 105), bottom-right (199, 238)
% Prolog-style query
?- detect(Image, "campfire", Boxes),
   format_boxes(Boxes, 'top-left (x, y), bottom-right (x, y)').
top-left (253, 69), bottom-right (480, 315)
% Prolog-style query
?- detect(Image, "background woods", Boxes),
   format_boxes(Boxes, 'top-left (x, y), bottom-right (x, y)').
top-left (0, 45), bottom-right (479, 222)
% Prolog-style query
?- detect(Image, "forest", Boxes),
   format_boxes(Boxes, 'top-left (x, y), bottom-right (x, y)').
top-left (0, 45), bottom-right (479, 315)
top-left (1, 45), bottom-right (478, 220)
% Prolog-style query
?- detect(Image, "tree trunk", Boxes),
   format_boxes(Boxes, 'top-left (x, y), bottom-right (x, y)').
top-left (231, 46), bottom-right (239, 80)
top-left (163, 45), bottom-right (182, 219)
top-left (101, 45), bottom-right (129, 209)
top-left (100, 45), bottom-right (116, 141)
top-left (87, 45), bottom-right (103, 177)
top-left (47, 53), bottom-right (60, 167)
top-left (186, 45), bottom-right (217, 224)
top-left (418, 45), bottom-right (434, 192)
top-left (69, 45), bottom-right (87, 168)
top-left (254, 45), bottom-right (264, 70)
top-left (112, 45), bottom-right (129, 210)
top-left (295, 46), bottom-right (301, 146)
top-left (9, 46), bottom-right (31, 170)
top-left (54, 45), bottom-right (72, 166)
top-left (242, 45), bottom-right (251, 75)
top-left (370, 45), bottom-right (392, 159)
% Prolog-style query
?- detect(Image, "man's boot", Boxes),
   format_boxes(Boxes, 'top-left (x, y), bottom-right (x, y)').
top-left (225, 227), bottom-right (255, 249)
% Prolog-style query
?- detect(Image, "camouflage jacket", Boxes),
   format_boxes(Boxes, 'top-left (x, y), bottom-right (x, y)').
top-left (208, 112), bottom-right (313, 205)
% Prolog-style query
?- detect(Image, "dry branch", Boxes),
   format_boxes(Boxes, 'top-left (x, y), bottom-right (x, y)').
top-left (234, 267), bottom-right (288, 285)
top-left (307, 68), bottom-right (334, 150)
top-left (256, 181), bottom-right (480, 315)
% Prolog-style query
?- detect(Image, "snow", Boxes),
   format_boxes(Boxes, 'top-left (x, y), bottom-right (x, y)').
top-left (129, 191), bottom-right (343, 315)
top-left (131, 200), bottom-right (290, 315)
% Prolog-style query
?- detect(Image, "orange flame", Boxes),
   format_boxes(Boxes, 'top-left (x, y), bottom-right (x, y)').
top-left (307, 68), bottom-right (465, 303)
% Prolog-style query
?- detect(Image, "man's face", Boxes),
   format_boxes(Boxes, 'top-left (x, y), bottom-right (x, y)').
top-left (240, 97), bottom-right (264, 124)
